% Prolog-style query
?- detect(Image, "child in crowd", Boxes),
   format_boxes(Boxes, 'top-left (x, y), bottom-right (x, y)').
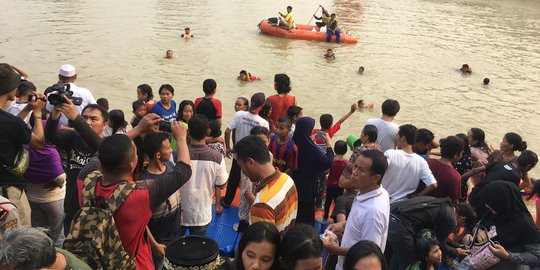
top-left (194, 79), bottom-right (222, 123)
top-left (177, 100), bottom-right (194, 124)
top-left (332, 162), bottom-right (357, 223)
top-left (357, 99), bottom-right (373, 109)
top-left (142, 132), bottom-right (181, 270)
top-left (107, 109), bottom-right (127, 135)
top-left (358, 66), bottom-right (365, 74)
top-left (413, 128), bottom-right (438, 159)
top-left (8, 80), bottom-right (36, 124)
top-left (96, 98), bottom-right (109, 111)
top-left (259, 101), bottom-right (275, 135)
top-left (136, 83), bottom-right (156, 112)
top-left (165, 50), bottom-right (174, 59)
top-left (207, 120), bottom-right (225, 156)
top-left (324, 49), bottom-right (335, 59)
top-left (237, 126), bottom-right (271, 233)
top-left (269, 116), bottom-right (298, 176)
top-left (312, 103), bottom-right (357, 152)
top-left (323, 140), bottom-right (348, 221)
top-left (181, 27), bottom-right (193, 39)
top-left (349, 124), bottom-right (381, 163)
top-left (131, 100), bottom-right (147, 128)
top-left (286, 105), bottom-right (303, 137)
top-left (405, 238), bottom-right (442, 270)
top-left (237, 70), bottom-right (260, 81)
top-left (149, 84), bottom-right (176, 122)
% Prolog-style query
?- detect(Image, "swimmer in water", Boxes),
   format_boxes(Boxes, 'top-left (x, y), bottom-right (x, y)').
top-left (483, 78), bottom-right (490, 85)
top-left (358, 66), bottom-right (365, 74)
top-left (237, 70), bottom-right (260, 81)
top-left (165, 50), bottom-right (174, 59)
top-left (324, 49), bottom-right (335, 60)
top-left (460, 64), bottom-right (472, 74)
top-left (358, 99), bottom-right (373, 109)
top-left (181, 27), bottom-right (193, 39)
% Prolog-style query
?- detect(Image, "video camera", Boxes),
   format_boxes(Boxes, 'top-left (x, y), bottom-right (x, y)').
top-left (47, 83), bottom-right (83, 106)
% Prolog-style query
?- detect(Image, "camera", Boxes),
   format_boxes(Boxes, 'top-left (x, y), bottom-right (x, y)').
top-left (158, 121), bottom-right (171, 133)
top-left (47, 83), bottom-right (83, 106)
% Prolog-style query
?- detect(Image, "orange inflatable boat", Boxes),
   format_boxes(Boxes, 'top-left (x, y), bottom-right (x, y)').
top-left (258, 20), bottom-right (358, 44)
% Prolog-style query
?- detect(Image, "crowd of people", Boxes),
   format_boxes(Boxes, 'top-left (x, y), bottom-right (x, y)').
top-left (0, 62), bottom-right (539, 270)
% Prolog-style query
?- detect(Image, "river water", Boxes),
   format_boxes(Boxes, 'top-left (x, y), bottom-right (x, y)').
top-left (2, 0), bottom-right (540, 175)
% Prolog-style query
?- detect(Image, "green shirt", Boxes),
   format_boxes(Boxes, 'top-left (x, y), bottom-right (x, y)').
top-left (56, 248), bottom-right (92, 270)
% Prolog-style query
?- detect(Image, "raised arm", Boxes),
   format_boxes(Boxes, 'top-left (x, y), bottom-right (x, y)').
top-left (28, 94), bottom-right (47, 149)
top-left (337, 103), bottom-right (358, 125)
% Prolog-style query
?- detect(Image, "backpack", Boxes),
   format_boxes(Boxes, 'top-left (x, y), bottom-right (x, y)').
top-left (390, 196), bottom-right (452, 233)
top-left (63, 171), bottom-right (137, 270)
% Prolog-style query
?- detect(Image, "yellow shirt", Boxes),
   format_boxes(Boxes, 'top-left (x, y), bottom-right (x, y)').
top-left (284, 12), bottom-right (294, 28)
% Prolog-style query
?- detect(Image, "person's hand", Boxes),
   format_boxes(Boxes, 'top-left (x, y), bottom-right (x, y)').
top-left (170, 120), bottom-right (187, 141)
top-left (327, 222), bottom-right (345, 239)
top-left (31, 93), bottom-right (47, 113)
top-left (350, 103), bottom-right (358, 113)
top-left (476, 229), bottom-right (488, 243)
top-left (489, 243), bottom-right (510, 260)
top-left (137, 113), bottom-right (162, 132)
top-left (56, 96), bottom-right (79, 121)
top-left (323, 132), bottom-right (332, 147)
top-left (152, 243), bottom-right (166, 258)
top-left (456, 247), bottom-right (470, 257)
top-left (225, 147), bottom-right (233, 159)
top-left (322, 236), bottom-right (339, 254)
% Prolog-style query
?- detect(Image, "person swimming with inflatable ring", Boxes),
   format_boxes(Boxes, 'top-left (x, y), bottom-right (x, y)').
top-left (237, 70), bottom-right (260, 82)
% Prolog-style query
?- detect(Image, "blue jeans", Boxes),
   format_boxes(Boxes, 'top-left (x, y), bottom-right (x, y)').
top-left (180, 224), bottom-right (209, 236)
top-left (326, 29), bottom-right (341, 43)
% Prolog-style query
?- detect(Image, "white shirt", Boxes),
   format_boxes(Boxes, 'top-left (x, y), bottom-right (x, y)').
top-left (7, 102), bottom-right (31, 125)
top-left (336, 186), bottom-right (390, 270)
top-left (381, 149), bottom-right (437, 203)
top-left (366, 118), bottom-right (399, 152)
top-left (46, 83), bottom-right (96, 126)
top-left (180, 145), bottom-right (229, 226)
top-left (227, 111), bottom-right (269, 143)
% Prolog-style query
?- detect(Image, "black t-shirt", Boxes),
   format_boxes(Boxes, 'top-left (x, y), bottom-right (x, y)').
top-left (330, 193), bottom-right (355, 220)
top-left (45, 115), bottom-right (101, 218)
top-left (0, 110), bottom-right (32, 187)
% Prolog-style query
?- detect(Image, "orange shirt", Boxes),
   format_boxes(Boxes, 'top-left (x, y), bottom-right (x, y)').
top-left (267, 94), bottom-right (295, 124)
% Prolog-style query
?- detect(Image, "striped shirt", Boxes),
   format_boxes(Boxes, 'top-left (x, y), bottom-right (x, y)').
top-left (250, 170), bottom-right (298, 233)
top-left (269, 135), bottom-right (298, 173)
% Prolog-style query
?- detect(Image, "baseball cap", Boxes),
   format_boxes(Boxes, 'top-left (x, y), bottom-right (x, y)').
top-left (248, 92), bottom-right (265, 114)
top-left (59, 64), bottom-right (76, 77)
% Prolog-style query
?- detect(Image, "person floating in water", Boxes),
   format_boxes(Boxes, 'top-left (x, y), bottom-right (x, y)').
top-left (460, 64), bottom-right (472, 73)
top-left (324, 49), bottom-right (335, 60)
top-left (165, 50), bottom-right (174, 59)
top-left (483, 78), bottom-right (490, 85)
top-left (278, 6), bottom-right (294, 30)
top-left (327, 13), bottom-right (341, 44)
top-left (358, 99), bottom-right (373, 109)
top-left (237, 70), bottom-right (260, 82)
top-left (358, 66), bottom-right (365, 74)
top-left (314, 5), bottom-right (330, 28)
top-left (181, 27), bottom-right (193, 39)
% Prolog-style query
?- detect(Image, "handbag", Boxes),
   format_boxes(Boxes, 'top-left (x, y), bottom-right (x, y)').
top-left (1, 147), bottom-right (29, 177)
top-left (468, 214), bottom-right (500, 270)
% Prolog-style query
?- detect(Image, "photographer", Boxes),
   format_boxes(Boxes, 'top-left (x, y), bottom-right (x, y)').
top-left (0, 63), bottom-right (46, 226)
top-left (45, 64), bottom-right (96, 126)
top-left (45, 97), bottom-right (104, 233)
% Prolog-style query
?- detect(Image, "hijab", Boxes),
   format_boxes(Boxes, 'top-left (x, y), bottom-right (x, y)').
top-left (292, 117), bottom-right (319, 155)
top-left (480, 180), bottom-right (540, 248)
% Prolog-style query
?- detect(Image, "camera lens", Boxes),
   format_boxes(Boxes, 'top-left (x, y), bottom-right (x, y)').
top-left (47, 93), bottom-right (63, 106)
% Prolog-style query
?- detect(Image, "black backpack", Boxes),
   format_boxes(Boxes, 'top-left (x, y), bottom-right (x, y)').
top-left (390, 196), bottom-right (452, 233)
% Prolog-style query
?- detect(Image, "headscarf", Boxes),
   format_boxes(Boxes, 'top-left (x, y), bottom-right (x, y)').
top-left (480, 180), bottom-right (540, 248)
top-left (292, 117), bottom-right (318, 154)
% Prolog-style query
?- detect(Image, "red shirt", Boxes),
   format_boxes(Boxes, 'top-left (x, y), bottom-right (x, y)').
top-left (427, 158), bottom-right (461, 201)
top-left (312, 122), bottom-right (341, 145)
top-left (194, 97), bottom-right (222, 121)
top-left (326, 159), bottom-right (348, 187)
top-left (267, 94), bottom-right (296, 124)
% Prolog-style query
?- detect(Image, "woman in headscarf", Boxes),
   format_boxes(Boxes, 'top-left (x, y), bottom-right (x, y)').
top-left (292, 117), bottom-right (333, 225)
top-left (462, 181), bottom-right (540, 269)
